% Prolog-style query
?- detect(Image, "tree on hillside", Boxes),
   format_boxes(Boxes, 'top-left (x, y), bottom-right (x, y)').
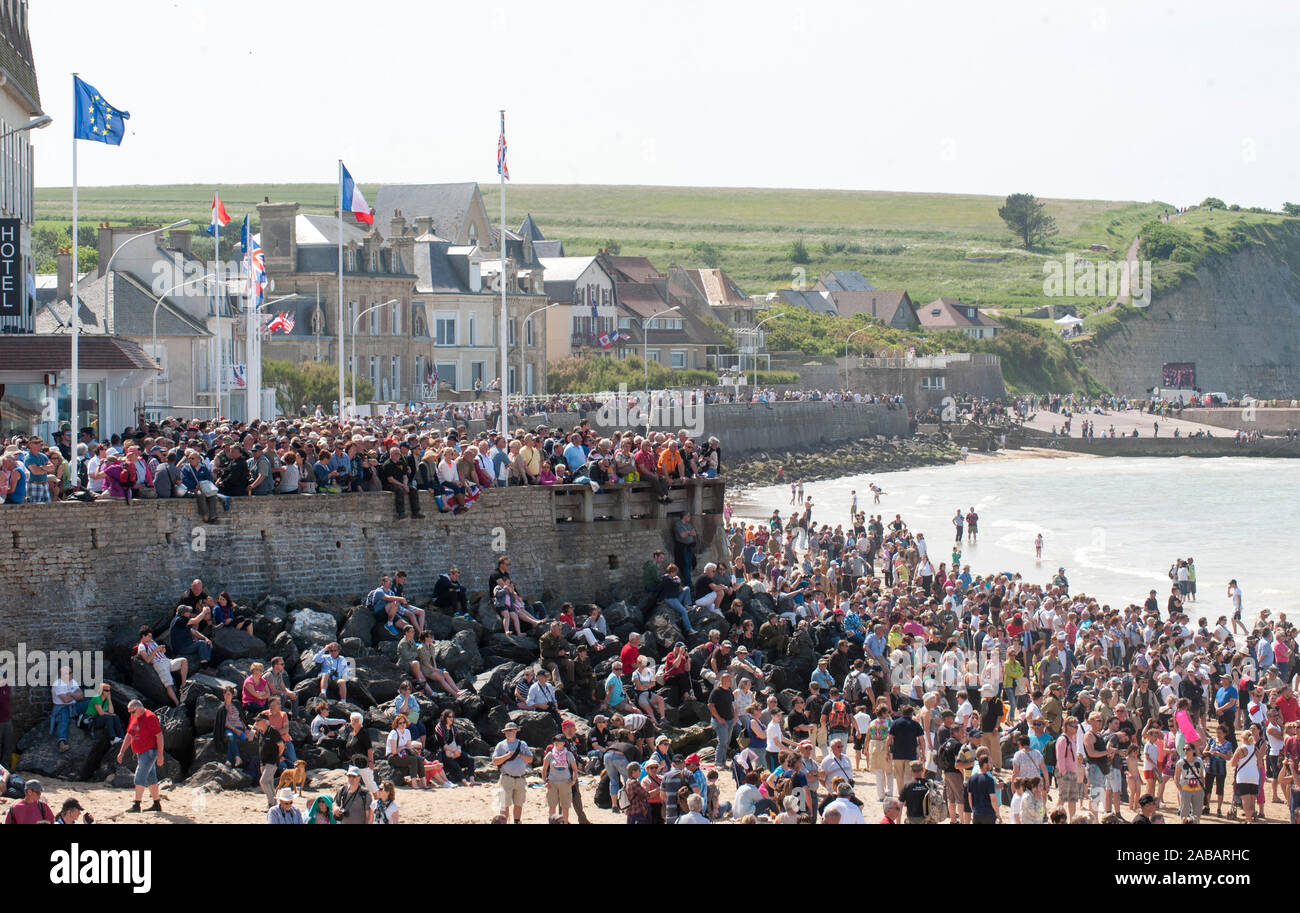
top-left (998, 193), bottom-right (1058, 249)
top-left (1283, 202), bottom-right (1300, 216)
top-left (789, 239), bottom-right (810, 264)
top-left (263, 359), bottom-right (372, 415)
top-left (692, 241), bottom-right (721, 268)
top-left (1200, 197), bottom-right (1226, 210)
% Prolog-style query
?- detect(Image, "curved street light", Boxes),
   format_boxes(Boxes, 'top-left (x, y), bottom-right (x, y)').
top-left (740, 310), bottom-right (785, 376)
top-left (844, 325), bottom-right (873, 391)
top-left (150, 272), bottom-right (216, 415)
top-left (643, 305), bottom-right (680, 436)
top-left (516, 301), bottom-right (564, 399)
top-left (351, 299), bottom-right (400, 415)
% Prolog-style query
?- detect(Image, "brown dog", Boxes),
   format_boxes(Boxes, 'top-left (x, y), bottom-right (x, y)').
top-left (276, 760), bottom-right (307, 796)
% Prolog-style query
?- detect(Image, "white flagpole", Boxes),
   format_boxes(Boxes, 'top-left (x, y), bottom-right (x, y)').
top-left (214, 192), bottom-right (225, 420)
top-left (70, 74), bottom-right (80, 440)
top-left (499, 109), bottom-right (508, 439)
top-left (337, 160), bottom-right (345, 420)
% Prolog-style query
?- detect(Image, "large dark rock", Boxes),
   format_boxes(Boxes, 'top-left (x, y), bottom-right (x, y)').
top-left (157, 705), bottom-right (195, 761)
top-left (181, 673), bottom-right (239, 712)
top-left (104, 679), bottom-right (147, 712)
top-left (484, 633), bottom-right (539, 664)
top-left (130, 657), bottom-right (176, 707)
top-left (455, 692), bottom-right (487, 720)
top-left (647, 608), bottom-right (684, 656)
top-left (300, 743), bottom-right (341, 770)
top-left (107, 625), bottom-right (146, 675)
top-left (193, 693), bottom-right (222, 735)
top-left (424, 611), bottom-right (455, 641)
top-left (748, 592), bottom-right (777, 619)
top-left (269, 632), bottom-right (300, 672)
top-left (16, 726), bottom-right (100, 779)
top-left (339, 607), bottom-right (375, 647)
top-left (450, 615), bottom-right (485, 643)
top-left (288, 596), bottom-right (347, 624)
top-left (508, 710), bottom-right (557, 746)
top-left (287, 608), bottom-right (338, 652)
top-left (603, 600), bottom-right (639, 628)
top-left (211, 626), bottom-right (268, 662)
top-left (216, 658), bottom-right (255, 685)
top-left (434, 629), bottom-right (482, 677)
top-left (473, 662), bottom-right (525, 703)
top-left (474, 598), bottom-right (504, 634)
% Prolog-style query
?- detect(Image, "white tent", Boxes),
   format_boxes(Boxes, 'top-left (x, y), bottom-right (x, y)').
top-left (1054, 314), bottom-right (1085, 326)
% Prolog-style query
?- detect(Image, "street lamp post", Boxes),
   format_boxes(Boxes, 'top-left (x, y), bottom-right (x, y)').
top-left (844, 326), bottom-right (872, 392)
top-left (0, 114), bottom-right (51, 142)
top-left (150, 272), bottom-right (216, 416)
top-left (643, 305), bottom-right (680, 436)
top-left (247, 293), bottom-right (306, 421)
top-left (743, 310), bottom-right (785, 376)
top-left (350, 299), bottom-right (399, 416)
top-left (76, 219), bottom-right (193, 429)
top-left (518, 301), bottom-right (563, 400)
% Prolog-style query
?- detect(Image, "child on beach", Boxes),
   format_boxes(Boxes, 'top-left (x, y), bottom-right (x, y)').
top-left (1035, 533), bottom-right (1044, 559)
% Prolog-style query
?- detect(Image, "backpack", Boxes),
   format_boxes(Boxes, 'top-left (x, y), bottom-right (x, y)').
top-left (924, 779), bottom-right (948, 823)
top-left (616, 785), bottom-right (632, 813)
top-left (825, 701), bottom-right (852, 733)
top-left (593, 771), bottom-right (612, 809)
top-left (843, 673), bottom-right (864, 705)
top-left (1042, 738), bottom-right (1057, 767)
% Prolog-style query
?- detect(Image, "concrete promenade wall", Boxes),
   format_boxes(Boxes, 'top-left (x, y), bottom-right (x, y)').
top-left (0, 483), bottom-right (728, 722)
top-left (1182, 407), bottom-right (1300, 434)
top-left (1020, 435), bottom-right (1300, 458)
top-left (582, 401), bottom-right (911, 454)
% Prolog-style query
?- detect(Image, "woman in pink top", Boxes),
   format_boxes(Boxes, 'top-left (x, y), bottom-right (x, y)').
top-left (243, 662), bottom-right (271, 714)
top-left (1054, 717), bottom-right (1085, 818)
top-left (93, 454), bottom-right (131, 499)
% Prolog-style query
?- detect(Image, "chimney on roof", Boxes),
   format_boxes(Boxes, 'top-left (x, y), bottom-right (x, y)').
top-left (390, 209), bottom-right (406, 239)
top-left (414, 216), bottom-right (433, 237)
top-left (57, 248), bottom-right (71, 302)
top-left (169, 228), bottom-right (192, 257)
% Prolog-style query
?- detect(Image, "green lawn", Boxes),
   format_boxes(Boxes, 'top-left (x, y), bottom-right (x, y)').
top-left (36, 183), bottom-right (1169, 311)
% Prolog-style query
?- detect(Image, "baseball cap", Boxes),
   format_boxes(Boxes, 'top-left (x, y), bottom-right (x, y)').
top-left (685, 753), bottom-right (701, 765)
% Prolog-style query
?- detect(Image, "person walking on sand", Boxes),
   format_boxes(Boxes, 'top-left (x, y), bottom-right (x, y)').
top-left (953, 509), bottom-right (964, 544)
top-left (1035, 533), bottom-right (1044, 560)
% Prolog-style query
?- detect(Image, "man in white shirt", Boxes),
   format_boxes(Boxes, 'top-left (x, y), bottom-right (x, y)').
top-left (823, 782), bottom-right (865, 823)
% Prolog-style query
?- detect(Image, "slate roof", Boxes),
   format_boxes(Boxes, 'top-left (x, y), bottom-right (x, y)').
top-left (817, 270), bottom-right (876, 292)
top-left (776, 288), bottom-right (838, 315)
top-left (34, 272), bottom-right (213, 338)
top-left (918, 298), bottom-right (1004, 331)
top-left (374, 183), bottom-right (479, 241)
top-left (824, 289), bottom-right (917, 326)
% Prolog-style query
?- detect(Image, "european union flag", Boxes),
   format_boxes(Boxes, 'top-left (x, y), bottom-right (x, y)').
top-left (73, 76), bottom-right (129, 145)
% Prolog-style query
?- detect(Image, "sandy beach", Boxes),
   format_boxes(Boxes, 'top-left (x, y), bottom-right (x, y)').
top-left (8, 760), bottom-right (1266, 824)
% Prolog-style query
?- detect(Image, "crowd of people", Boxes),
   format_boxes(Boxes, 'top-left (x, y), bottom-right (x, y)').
top-left (0, 410), bottom-right (723, 518)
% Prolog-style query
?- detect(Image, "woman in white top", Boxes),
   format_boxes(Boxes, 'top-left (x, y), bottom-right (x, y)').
top-left (1229, 729), bottom-right (1261, 822)
top-left (385, 714), bottom-right (427, 789)
top-left (371, 780), bottom-right (400, 823)
top-left (633, 655), bottom-right (666, 726)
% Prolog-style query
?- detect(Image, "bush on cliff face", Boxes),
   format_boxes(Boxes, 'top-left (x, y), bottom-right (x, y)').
top-left (931, 319), bottom-right (1108, 396)
top-left (547, 355), bottom-right (715, 394)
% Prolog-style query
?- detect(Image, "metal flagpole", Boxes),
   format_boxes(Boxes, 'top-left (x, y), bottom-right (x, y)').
top-left (499, 109), bottom-right (507, 439)
top-left (214, 192), bottom-right (224, 419)
top-left (337, 160), bottom-right (345, 420)
top-left (70, 73), bottom-right (80, 440)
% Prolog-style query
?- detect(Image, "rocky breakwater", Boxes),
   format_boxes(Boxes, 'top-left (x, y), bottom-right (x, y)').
top-left (727, 435), bottom-right (962, 490)
top-left (13, 578), bottom-right (829, 798)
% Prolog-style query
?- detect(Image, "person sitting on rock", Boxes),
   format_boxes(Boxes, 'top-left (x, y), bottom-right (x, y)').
top-left (410, 630), bottom-right (463, 698)
top-left (431, 566), bottom-right (468, 616)
top-left (573, 604), bottom-right (615, 654)
top-left (369, 574), bottom-right (421, 638)
top-left (309, 701), bottom-right (349, 752)
top-left (313, 643), bottom-right (350, 703)
top-left (168, 604), bottom-right (214, 672)
top-left (513, 667), bottom-right (538, 711)
top-left (527, 668), bottom-right (564, 727)
top-left (135, 626), bottom-right (184, 706)
top-left (265, 656), bottom-right (298, 716)
top-left (539, 622), bottom-right (574, 686)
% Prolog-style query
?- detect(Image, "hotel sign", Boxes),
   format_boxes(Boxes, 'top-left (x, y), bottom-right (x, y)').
top-left (0, 219), bottom-right (20, 316)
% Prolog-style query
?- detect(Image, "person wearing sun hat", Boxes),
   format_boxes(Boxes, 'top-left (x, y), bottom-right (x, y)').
top-left (493, 721), bottom-right (532, 824)
top-left (267, 787), bottom-right (304, 824)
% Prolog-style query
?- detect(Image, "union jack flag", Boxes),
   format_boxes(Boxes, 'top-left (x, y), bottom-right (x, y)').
top-left (240, 215), bottom-right (267, 305)
top-left (497, 110), bottom-right (509, 181)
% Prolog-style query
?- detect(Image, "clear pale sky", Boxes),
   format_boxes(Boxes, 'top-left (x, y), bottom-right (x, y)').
top-left (30, 0), bottom-right (1300, 207)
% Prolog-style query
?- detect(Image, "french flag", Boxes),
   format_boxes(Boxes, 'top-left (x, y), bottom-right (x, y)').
top-left (340, 163), bottom-right (373, 226)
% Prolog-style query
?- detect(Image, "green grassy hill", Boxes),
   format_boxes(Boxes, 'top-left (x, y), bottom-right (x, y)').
top-left (36, 183), bottom-right (1167, 312)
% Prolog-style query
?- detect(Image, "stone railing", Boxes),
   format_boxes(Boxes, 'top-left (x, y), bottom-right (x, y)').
top-left (550, 478), bottom-right (725, 523)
